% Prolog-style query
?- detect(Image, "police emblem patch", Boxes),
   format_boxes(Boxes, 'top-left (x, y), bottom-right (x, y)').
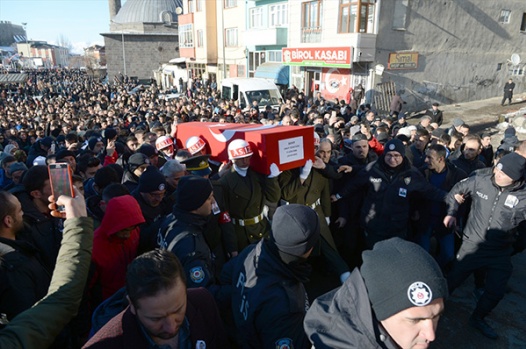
top-left (158, 183), bottom-right (166, 191)
top-left (389, 144), bottom-right (395, 150)
top-left (404, 177), bottom-right (411, 185)
top-left (407, 281), bottom-right (432, 306)
top-left (275, 338), bottom-right (293, 349)
top-left (190, 267), bottom-right (205, 283)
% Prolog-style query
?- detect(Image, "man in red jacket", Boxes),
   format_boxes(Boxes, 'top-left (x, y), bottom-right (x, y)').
top-left (88, 195), bottom-right (145, 309)
top-left (84, 249), bottom-right (228, 349)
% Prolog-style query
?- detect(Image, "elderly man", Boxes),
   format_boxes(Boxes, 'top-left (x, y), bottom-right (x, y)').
top-left (305, 238), bottom-right (447, 348)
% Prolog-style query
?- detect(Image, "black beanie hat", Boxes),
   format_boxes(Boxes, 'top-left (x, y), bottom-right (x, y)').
top-left (103, 128), bottom-right (118, 140)
top-left (496, 152), bottom-right (526, 181)
top-left (137, 166), bottom-right (166, 193)
top-left (360, 238), bottom-right (447, 321)
top-left (271, 204), bottom-right (320, 259)
top-left (88, 136), bottom-right (103, 151)
top-left (384, 138), bottom-right (405, 157)
top-left (176, 176), bottom-right (213, 212)
top-left (128, 153), bottom-right (150, 172)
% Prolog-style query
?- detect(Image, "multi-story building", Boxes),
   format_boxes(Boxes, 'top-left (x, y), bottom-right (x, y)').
top-left (0, 21), bottom-right (26, 47)
top-left (84, 45), bottom-right (106, 67)
top-left (16, 41), bottom-right (70, 68)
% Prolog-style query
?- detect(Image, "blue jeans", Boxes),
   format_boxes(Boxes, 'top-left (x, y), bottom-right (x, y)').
top-left (416, 226), bottom-right (455, 268)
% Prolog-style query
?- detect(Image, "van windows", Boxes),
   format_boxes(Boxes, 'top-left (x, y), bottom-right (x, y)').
top-left (233, 85), bottom-right (239, 100)
top-left (222, 86), bottom-right (232, 99)
top-left (245, 89), bottom-right (280, 107)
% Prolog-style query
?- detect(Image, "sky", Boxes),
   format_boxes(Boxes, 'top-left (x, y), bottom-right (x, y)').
top-left (0, 0), bottom-right (125, 54)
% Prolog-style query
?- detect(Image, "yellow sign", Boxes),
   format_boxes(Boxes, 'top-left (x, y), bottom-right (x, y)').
top-left (388, 52), bottom-right (418, 70)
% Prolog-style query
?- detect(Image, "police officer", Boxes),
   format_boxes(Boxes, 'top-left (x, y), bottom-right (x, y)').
top-left (444, 152), bottom-right (526, 339)
top-left (181, 154), bottom-right (238, 268)
top-left (219, 139), bottom-right (281, 251)
top-left (221, 204), bottom-right (319, 349)
top-left (332, 139), bottom-right (447, 248)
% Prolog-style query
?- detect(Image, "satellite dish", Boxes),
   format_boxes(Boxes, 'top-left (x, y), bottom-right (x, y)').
top-left (175, 7), bottom-right (183, 15)
top-left (511, 53), bottom-right (521, 66)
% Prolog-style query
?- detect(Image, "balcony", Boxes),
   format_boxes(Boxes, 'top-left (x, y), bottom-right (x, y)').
top-left (301, 26), bottom-right (321, 43)
top-left (244, 27), bottom-right (287, 46)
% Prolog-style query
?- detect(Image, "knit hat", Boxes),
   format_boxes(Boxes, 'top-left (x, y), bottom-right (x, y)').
top-left (9, 162), bottom-right (27, 174)
top-left (55, 149), bottom-right (76, 161)
top-left (271, 204), bottom-right (320, 259)
top-left (40, 136), bottom-right (54, 149)
top-left (138, 144), bottom-right (158, 158)
top-left (128, 153), bottom-right (150, 172)
top-left (103, 128), bottom-right (118, 140)
top-left (504, 126), bottom-right (516, 138)
top-left (384, 138), bottom-right (405, 157)
top-left (88, 136), bottom-right (103, 151)
top-left (496, 153), bottom-right (526, 181)
top-left (137, 166), bottom-right (166, 193)
top-left (176, 175), bottom-right (213, 211)
top-left (360, 238), bottom-right (448, 321)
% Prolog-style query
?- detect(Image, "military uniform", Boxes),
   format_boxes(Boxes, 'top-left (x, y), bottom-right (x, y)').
top-left (219, 168), bottom-right (281, 251)
top-left (279, 168), bottom-right (349, 276)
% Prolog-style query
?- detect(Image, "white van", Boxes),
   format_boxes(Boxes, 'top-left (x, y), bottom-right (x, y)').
top-left (220, 78), bottom-right (282, 112)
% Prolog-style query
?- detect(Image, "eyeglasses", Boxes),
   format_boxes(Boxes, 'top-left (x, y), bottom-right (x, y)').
top-left (385, 153), bottom-right (403, 159)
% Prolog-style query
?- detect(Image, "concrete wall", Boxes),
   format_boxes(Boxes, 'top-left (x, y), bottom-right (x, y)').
top-left (104, 34), bottom-right (179, 80)
top-left (376, 0), bottom-right (526, 110)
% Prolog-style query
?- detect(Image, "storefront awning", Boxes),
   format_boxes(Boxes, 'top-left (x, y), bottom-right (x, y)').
top-left (254, 63), bottom-right (289, 85)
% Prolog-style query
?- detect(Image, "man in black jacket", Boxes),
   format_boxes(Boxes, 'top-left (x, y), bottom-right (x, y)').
top-left (415, 144), bottom-right (467, 268)
top-left (444, 152), bottom-right (526, 339)
top-left (304, 238), bottom-right (447, 348)
top-left (425, 102), bottom-right (444, 126)
top-left (501, 78), bottom-right (515, 106)
top-left (221, 204), bottom-right (320, 349)
top-left (332, 139), bottom-right (446, 248)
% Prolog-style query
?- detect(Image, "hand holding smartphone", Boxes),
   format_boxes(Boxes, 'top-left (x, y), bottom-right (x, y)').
top-left (48, 163), bottom-right (75, 213)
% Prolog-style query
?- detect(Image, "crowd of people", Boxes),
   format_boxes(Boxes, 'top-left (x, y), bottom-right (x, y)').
top-left (0, 68), bottom-right (525, 348)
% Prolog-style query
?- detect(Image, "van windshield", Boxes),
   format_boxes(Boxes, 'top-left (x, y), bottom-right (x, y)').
top-left (245, 89), bottom-right (280, 107)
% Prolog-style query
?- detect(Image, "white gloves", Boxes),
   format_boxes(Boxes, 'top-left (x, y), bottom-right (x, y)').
top-left (300, 159), bottom-right (313, 180)
top-left (268, 163), bottom-right (281, 178)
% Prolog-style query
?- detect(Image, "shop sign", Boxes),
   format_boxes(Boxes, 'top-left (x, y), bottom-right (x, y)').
top-left (388, 52), bottom-right (418, 70)
top-left (282, 47), bottom-right (352, 68)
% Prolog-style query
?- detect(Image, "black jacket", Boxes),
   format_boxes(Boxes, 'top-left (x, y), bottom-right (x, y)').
top-left (0, 238), bottom-right (51, 322)
top-left (221, 240), bottom-right (311, 349)
top-left (453, 154), bottom-right (486, 175)
top-left (304, 269), bottom-right (398, 349)
top-left (446, 172), bottom-right (526, 251)
top-left (338, 157), bottom-right (446, 247)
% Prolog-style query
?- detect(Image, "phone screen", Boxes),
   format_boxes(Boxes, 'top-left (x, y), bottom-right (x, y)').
top-left (48, 163), bottom-right (74, 212)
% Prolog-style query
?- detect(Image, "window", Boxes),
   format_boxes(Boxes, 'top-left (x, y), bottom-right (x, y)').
top-left (392, 0), bottom-right (409, 30)
top-left (196, 0), bottom-right (203, 12)
top-left (499, 9), bottom-right (511, 23)
top-left (511, 65), bottom-right (525, 76)
top-left (225, 28), bottom-right (238, 47)
top-left (338, 0), bottom-right (375, 34)
top-left (301, 0), bottom-right (322, 43)
top-left (224, 0), bottom-right (237, 9)
top-left (197, 30), bottom-right (204, 48)
top-left (250, 7), bottom-right (264, 28)
top-left (179, 24), bottom-right (194, 48)
top-left (521, 12), bottom-right (526, 31)
top-left (270, 3), bottom-right (287, 27)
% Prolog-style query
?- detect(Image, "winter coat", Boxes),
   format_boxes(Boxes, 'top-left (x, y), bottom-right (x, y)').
top-left (89, 195), bottom-right (145, 303)
top-left (83, 288), bottom-right (229, 349)
top-left (304, 268), bottom-right (398, 349)
top-left (221, 240), bottom-right (311, 349)
top-left (0, 217), bottom-right (93, 349)
top-left (446, 172), bottom-right (526, 252)
top-left (337, 157), bottom-right (446, 247)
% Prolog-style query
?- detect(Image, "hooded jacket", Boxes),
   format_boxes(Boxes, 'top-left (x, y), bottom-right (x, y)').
top-left (304, 269), bottom-right (398, 349)
top-left (89, 195), bottom-right (145, 304)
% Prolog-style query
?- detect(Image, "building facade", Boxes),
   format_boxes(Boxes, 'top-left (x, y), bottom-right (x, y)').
top-left (101, 0), bottom-right (182, 81)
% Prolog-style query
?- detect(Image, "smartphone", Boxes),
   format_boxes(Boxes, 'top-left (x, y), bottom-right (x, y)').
top-left (48, 163), bottom-right (75, 212)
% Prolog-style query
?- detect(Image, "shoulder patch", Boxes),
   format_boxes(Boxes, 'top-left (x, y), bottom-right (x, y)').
top-left (190, 266), bottom-right (205, 283)
top-left (275, 338), bottom-right (293, 349)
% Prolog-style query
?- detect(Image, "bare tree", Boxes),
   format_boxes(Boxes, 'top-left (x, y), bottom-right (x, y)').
top-left (56, 34), bottom-right (73, 52)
